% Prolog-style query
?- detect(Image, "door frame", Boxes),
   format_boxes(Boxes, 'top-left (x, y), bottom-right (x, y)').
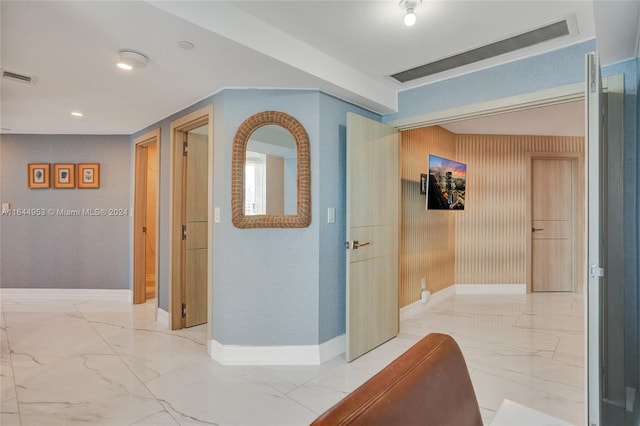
top-left (525, 152), bottom-right (585, 294)
top-left (133, 129), bottom-right (160, 305)
top-left (169, 104), bottom-right (214, 331)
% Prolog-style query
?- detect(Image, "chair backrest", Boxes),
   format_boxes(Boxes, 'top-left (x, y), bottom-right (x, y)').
top-left (311, 333), bottom-right (482, 426)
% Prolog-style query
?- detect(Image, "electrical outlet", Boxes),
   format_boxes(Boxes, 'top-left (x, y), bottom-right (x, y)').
top-left (327, 208), bottom-right (335, 224)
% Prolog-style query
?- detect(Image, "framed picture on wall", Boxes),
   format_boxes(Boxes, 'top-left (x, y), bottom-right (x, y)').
top-left (426, 155), bottom-right (466, 210)
top-left (53, 163), bottom-right (75, 189)
top-left (27, 163), bottom-right (51, 189)
top-left (77, 163), bottom-right (100, 189)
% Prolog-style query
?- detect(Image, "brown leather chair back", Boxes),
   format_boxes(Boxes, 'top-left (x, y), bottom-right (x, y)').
top-left (311, 333), bottom-right (482, 426)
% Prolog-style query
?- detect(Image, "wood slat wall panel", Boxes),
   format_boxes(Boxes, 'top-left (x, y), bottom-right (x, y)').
top-left (399, 128), bottom-right (583, 307)
top-left (400, 126), bottom-right (456, 307)
top-left (455, 134), bottom-right (584, 285)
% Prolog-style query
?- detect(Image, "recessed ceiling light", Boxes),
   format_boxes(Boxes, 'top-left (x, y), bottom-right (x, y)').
top-left (177, 40), bottom-right (195, 50)
top-left (71, 112), bottom-right (83, 117)
top-left (117, 49), bottom-right (149, 70)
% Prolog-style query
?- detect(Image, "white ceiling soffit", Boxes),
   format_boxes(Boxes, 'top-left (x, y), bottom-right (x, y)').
top-left (148, 1), bottom-right (398, 114)
top-left (593, 0), bottom-right (640, 65)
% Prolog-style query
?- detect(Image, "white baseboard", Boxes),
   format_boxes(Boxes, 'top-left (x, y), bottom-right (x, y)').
top-left (455, 284), bottom-right (526, 295)
top-left (400, 284), bottom-right (526, 320)
top-left (399, 285), bottom-right (457, 320)
top-left (210, 334), bottom-right (345, 366)
top-left (0, 288), bottom-right (132, 301)
top-left (157, 308), bottom-right (171, 329)
top-left (399, 300), bottom-right (426, 321)
top-left (431, 285), bottom-right (457, 303)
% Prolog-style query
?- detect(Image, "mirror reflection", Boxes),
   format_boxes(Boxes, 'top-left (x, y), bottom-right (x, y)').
top-left (245, 125), bottom-right (297, 216)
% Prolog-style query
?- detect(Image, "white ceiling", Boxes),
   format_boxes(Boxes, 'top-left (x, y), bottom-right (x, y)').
top-left (441, 99), bottom-right (585, 136)
top-left (1, 1), bottom-right (638, 135)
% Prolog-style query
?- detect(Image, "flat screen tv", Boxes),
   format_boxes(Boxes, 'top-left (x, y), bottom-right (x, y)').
top-left (427, 155), bottom-right (466, 210)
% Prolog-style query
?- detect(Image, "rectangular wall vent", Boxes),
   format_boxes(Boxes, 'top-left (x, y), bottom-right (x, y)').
top-left (390, 19), bottom-right (572, 83)
top-left (2, 70), bottom-right (37, 85)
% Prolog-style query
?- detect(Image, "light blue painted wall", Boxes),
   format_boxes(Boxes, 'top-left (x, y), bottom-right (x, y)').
top-left (602, 59), bottom-right (639, 398)
top-left (0, 134), bottom-right (130, 289)
top-left (211, 89), bottom-right (322, 346)
top-left (383, 40), bottom-right (596, 123)
top-left (134, 88), bottom-right (379, 345)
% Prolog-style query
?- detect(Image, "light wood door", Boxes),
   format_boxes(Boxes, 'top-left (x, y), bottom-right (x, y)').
top-left (531, 158), bottom-right (574, 292)
top-left (346, 112), bottom-right (399, 362)
top-left (184, 132), bottom-right (208, 327)
top-left (133, 129), bottom-right (159, 305)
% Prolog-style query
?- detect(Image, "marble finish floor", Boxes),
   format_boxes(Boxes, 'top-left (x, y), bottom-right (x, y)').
top-left (1, 292), bottom-right (584, 425)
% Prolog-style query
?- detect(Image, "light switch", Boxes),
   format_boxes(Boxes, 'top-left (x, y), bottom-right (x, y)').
top-left (214, 207), bottom-right (220, 223)
top-left (327, 208), bottom-right (335, 224)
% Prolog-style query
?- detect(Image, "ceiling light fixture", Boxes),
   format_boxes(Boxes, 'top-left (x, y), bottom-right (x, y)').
top-left (71, 112), bottom-right (83, 117)
top-left (117, 49), bottom-right (149, 70)
top-left (399, 0), bottom-right (422, 27)
top-left (177, 40), bottom-right (195, 50)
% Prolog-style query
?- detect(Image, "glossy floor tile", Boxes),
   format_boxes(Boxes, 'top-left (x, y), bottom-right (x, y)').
top-left (0, 292), bottom-right (584, 425)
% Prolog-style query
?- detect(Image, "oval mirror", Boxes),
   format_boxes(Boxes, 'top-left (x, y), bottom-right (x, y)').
top-left (231, 111), bottom-right (310, 228)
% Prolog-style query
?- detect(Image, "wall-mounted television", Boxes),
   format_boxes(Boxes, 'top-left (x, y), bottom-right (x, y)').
top-left (427, 155), bottom-right (466, 210)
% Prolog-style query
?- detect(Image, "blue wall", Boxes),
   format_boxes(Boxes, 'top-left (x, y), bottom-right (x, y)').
top-left (0, 135), bottom-right (131, 289)
top-left (384, 40), bottom-right (596, 123)
top-left (211, 89), bottom-right (321, 346)
top-left (134, 89), bottom-right (380, 346)
top-left (602, 59), bottom-right (639, 399)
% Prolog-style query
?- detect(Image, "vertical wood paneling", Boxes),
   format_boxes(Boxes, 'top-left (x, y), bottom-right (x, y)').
top-left (399, 129), bottom-right (584, 307)
top-left (455, 134), bottom-right (584, 285)
top-left (400, 126), bottom-right (456, 307)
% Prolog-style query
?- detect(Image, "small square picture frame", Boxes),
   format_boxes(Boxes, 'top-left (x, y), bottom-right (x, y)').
top-left (77, 163), bottom-right (100, 189)
top-left (53, 163), bottom-right (76, 189)
top-left (27, 163), bottom-right (51, 189)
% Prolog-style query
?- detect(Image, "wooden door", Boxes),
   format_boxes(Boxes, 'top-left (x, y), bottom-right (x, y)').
top-left (145, 144), bottom-right (157, 299)
top-left (346, 112), bottom-right (399, 362)
top-left (531, 158), bottom-right (574, 292)
top-left (170, 106), bottom-right (212, 330)
top-left (183, 131), bottom-right (208, 327)
top-left (133, 129), bottom-right (159, 305)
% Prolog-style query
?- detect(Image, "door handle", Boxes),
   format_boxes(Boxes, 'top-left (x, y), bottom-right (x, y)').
top-left (352, 240), bottom-right (370, 250)
top-left (532, 227), bottom-right (544, 232)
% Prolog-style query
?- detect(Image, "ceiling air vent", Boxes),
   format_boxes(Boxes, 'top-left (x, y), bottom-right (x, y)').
top-left (391, 18), bottom-right (574, 83)
top-left (2, 70), bottom-right (38, 85)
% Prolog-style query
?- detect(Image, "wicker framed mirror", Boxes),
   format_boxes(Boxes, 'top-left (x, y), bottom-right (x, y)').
top-left (231, 111), bottom-right (311, 228)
